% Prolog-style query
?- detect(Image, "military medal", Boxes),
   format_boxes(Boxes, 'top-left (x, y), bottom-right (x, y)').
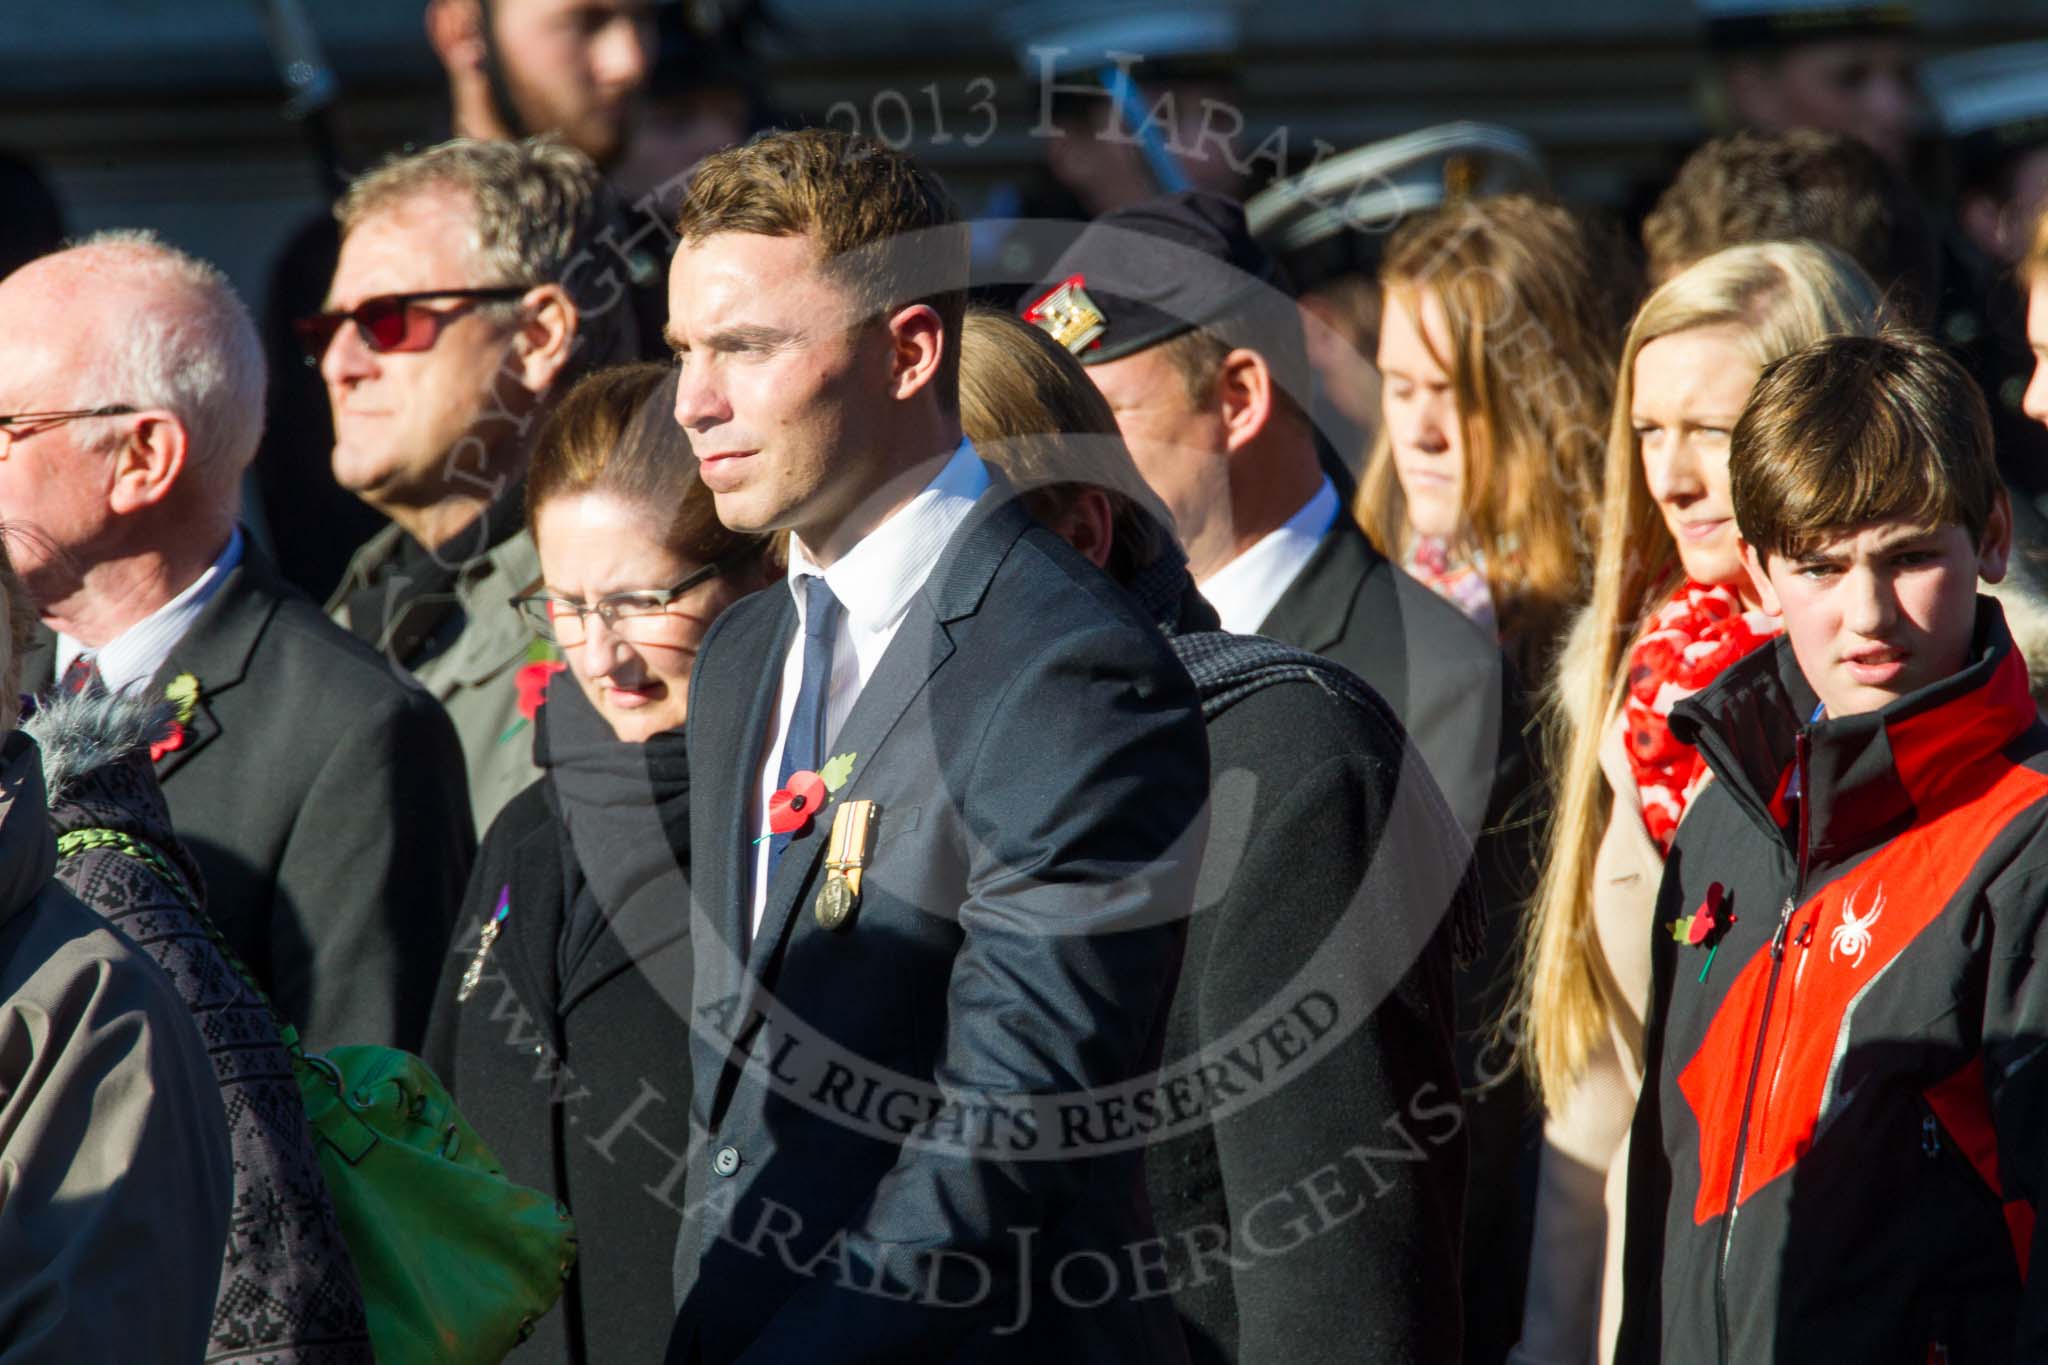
top-left (815, 800), bottom-right (877, 931)
top-left (456, 885), bottom-right (511, 1002)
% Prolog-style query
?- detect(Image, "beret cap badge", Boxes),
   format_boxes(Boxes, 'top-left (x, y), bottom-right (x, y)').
top-left (1022, 274), bottom-right (1109, 356)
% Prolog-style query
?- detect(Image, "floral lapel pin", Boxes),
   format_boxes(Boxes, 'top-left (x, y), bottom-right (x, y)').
top-left (151, 673), bottom-right (202, 763)
top-left (763, 751), bottom-right (858, 841)
top-left (1669, 881), bottom-right (1737, 982)
top-left (498, 641), bottom-right (568, 745)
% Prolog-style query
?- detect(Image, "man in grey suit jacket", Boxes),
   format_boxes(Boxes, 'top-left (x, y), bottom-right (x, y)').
top-left (662, 130), bottom-right (1207, 1362)
top-left (0, 232), bottom-right (474, 1051)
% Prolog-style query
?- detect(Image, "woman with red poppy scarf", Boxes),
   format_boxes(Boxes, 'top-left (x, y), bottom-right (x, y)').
top-left (1508, 243), bottom-right (1881, 1365)
top-left (422, 363), bottom-right (779, 1365)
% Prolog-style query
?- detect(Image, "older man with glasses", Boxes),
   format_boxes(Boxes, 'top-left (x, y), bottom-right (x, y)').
top-left (312, 135), bottom-right (639, 829)
top-left (0, 228), bottom-right (475, 1052)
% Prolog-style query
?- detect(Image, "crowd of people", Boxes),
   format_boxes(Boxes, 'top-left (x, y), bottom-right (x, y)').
top-left (5, 1), bottom-right (2048, 1364)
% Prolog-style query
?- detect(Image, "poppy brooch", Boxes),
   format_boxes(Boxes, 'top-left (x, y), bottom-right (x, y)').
top-left (764, 751), bottom-right (857, 839)
top-left (1669, 881), bottom-right (1737, 982)
top-left (151, 673), bottom-right (202, 763)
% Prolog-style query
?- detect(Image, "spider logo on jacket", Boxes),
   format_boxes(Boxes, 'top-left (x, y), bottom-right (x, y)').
top-left (1829, 884), bottom-right (1885, 970)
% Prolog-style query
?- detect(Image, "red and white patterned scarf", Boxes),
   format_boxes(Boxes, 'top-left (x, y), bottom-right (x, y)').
top-left (1624, 579), bottom-right (1781, 852)
top-left (1405, 534), bottom-right (1497, 635)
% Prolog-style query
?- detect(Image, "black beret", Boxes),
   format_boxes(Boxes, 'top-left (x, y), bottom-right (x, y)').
top-left (1021, 191), bottom-right (1291, 365)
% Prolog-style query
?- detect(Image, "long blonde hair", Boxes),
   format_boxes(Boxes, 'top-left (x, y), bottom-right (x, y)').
top-left (1355, 195), bottom-right (1631, 682)
top-left (1516, 240), bottom-right (1882, 1103)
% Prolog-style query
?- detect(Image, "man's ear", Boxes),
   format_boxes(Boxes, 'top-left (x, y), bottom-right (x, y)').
top-left (1740, 537), bottom-right (1783, 618)
top-left (106, 412), bottom-right (188, 516)
top-left (1979, 489), bottom-right (2014, 585)
top-left (510, 284), bottom-right (579, 393)
top-left (1216, 347), bottom-right (1275, 455)
top-left (1058, 487), bottom-right (1117, 570)
top-left (426, 0), bottom-right (486, 75)
top-left (886, 303), bottom-right (945, 404)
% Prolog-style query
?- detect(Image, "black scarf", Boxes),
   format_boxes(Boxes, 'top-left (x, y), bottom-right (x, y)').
top-left (343, 478), bottom-right (529, 664)
top-left (534, 672), bottom-right (693, 987)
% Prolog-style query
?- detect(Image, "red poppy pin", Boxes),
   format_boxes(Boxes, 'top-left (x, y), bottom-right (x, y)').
top-left (515, 660), bottom-right (568, 722)
top-left (763, 752), bottom-right (858, 840)
top-left (151, 673), bottom-right (202, 763)
top-left (1670, 881), bottom-right (1737, 981)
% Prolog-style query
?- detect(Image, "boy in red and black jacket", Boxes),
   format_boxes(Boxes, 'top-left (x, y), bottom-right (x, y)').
top-left (1617, 332), bottom-right (2046, 1364)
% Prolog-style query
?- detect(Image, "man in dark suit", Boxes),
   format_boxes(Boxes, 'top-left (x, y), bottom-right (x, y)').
top-left (0, 231), bottom-right (475, 1051)
top-left (1024, 194), bottom-right (1542, 1362)
top-left (957, 313), bottom-right (1475, 1361)
top-left (662, 129), bottom-right (1207, 1362)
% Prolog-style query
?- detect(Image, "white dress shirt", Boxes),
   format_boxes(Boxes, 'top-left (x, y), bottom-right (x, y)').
top-left (1196, 476), bottom-right (1339, 635)
top-left (748, 440), bottom-right (990, 935)
top-left (56, 526), bottom-right (245, 696)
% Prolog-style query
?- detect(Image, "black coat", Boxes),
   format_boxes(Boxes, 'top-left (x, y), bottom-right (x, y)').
top-left (1256, 517), bottom-right (1541, 1363)
top-left (24, 539), bottom-right (475, 1051)
top-left (669, 487), bottom-right (1207, 1364)
top-left (1145, 659), bottom-right (1469, 1365)
top-left (423, 721), bottom-right (696, 1365)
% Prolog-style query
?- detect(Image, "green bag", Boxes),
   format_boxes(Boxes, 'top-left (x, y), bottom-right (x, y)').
top-left (294, 1044), bottom-right (579, 1364)
top-left (58, 827), bottom-right (578, 1365)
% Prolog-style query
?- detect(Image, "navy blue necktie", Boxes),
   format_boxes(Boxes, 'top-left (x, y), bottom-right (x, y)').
top-left (770, 575), bottom-right (843, 878)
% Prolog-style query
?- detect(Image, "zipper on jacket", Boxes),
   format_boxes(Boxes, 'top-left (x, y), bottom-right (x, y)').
top-left (1714, 728), bottom-right (1811, 1363)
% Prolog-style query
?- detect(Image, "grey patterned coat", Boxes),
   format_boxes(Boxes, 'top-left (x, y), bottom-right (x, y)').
top-left (25, 690), bottom-right (374, 1365)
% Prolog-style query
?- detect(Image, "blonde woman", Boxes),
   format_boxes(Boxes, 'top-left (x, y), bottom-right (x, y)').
top-left (1510, 241), bottom-right (1881, 1365)
top-left (1358, 193), bottom-right (1634, 684)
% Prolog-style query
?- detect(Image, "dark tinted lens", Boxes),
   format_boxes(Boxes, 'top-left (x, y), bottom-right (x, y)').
top-left (357, 296), bottom-right (417, 351)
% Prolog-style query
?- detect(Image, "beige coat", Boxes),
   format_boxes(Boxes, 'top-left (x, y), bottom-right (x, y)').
top-left (326, 522), bottom-right (545, 831)
top-left (0, 730), bottom-right (233, 1363)
top-left (1514, 708), bottom-right (1662, 1365)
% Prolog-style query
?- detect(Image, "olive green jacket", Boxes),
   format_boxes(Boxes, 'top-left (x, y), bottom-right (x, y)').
top-left (326, 521), bottom-right (546, 832)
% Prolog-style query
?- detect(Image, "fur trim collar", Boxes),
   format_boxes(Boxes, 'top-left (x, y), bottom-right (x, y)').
top-left (23, 689), bottom-right (179, 799)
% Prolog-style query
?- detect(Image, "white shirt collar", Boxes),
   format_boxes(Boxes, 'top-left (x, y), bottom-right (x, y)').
top-left (784, 437), bottom-right (990, 640)
top-left (1195, 476), bottom-right (1339, 635)
top-left (57, 527), bottom-right (245, 696)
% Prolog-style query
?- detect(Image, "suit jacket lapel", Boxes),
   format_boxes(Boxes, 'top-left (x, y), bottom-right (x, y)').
top-left (735, 486), bottom-right (1031, 1015)
top-left (743, 601), bottom-right (955, 989)
top-left (1257, 519), bottom-right (1374, 654)
top-left (20, 537), bottom-right (277, 780)
top-left (687, 591), bottom-right (793, 1006)
top-left (148, 548), bottom-right (278, 782)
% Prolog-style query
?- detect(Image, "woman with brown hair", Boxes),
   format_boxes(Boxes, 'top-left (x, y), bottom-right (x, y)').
top-left (1357, 193), bottom-right (1633, 683)
top-left (423, 362), bottom-right (778, 1365)
top-left (1508, 242), bottom-right (1880, 1365)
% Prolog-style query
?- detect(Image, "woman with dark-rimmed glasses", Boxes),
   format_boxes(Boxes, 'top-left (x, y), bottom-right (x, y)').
top-left (423, 361), bottom-right (778, 1365)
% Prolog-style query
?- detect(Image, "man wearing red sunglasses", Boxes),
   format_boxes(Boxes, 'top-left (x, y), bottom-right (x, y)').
top-left (313, 136), bottom-right (636, 830)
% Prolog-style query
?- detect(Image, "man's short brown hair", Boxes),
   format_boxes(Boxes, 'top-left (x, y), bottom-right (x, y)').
top-left (676, 129), bottom-right (967, 407)
top-left (1643, 130), bottom-right (1939, 327)
top-left (1731, 332), bottom-right (2002, 563)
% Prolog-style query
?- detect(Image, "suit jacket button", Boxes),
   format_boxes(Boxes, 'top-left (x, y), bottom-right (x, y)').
top-left (713, 1145), bottom-right (741, 1177)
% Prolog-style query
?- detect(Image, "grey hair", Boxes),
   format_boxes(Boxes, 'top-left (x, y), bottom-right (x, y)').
top-left (69, 229), bottom-right (267, 503)
top-left (335, 136), bottom-right (638, 377)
